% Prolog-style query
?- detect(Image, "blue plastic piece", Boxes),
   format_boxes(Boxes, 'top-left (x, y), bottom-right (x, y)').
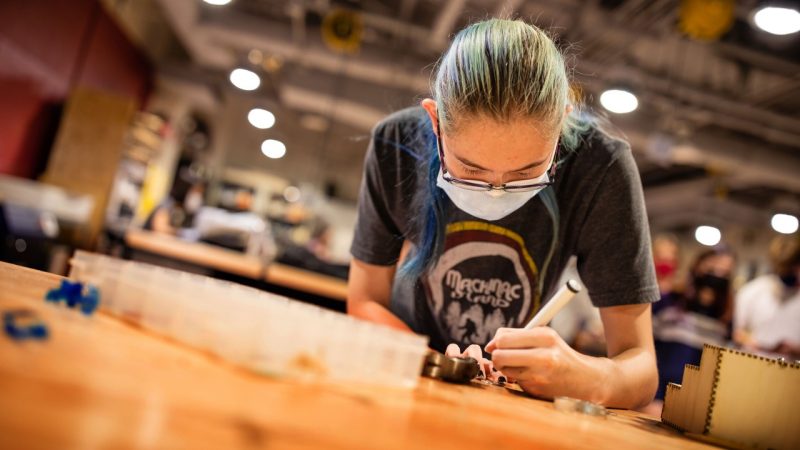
top-left (45, 287), bottom-right (61, 302)
top-left (79, 286), bottom-right (100, 316)
top-left (61, 280), bottom-right (83, 308)
top-left (43, 280), bottom-right (101, 316)
top-left (3, 309), bottom-right (49, 341)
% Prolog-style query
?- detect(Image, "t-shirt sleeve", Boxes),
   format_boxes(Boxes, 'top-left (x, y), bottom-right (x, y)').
top-left (574, 143), bottom-right (660, 308)
top-left (349, 123), bottom-right (407, 266)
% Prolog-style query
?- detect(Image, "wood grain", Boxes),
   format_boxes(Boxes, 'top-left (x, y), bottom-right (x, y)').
top-left (0, 262), bottom-right (714, 450)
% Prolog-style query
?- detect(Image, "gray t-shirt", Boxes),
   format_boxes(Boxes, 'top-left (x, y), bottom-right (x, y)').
top-left (351, 106), bottom-right (659, 352)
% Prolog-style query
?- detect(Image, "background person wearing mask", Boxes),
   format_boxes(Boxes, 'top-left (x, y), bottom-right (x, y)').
top-left (734, 235), bottom-right (800, 359)
top-left (348, 19), bottom-right (660, 409)
top-left (652, 233), bottom-right (682, 306)
top-left (144, 180), bottom-right (205, 235)
top-left (648, 247), bottom-right (735, 415)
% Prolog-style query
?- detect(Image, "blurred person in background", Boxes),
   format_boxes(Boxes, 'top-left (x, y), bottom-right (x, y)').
top-left (734, 235), bottom-right (800, 359)
top-left (645, 246), bottom-right (735, 416)
top-left (144, 180), bottom-right (205, 236)
top-left (652, 234), bottom-right (681, 301)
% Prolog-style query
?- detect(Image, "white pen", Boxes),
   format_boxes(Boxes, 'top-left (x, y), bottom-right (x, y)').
top-left (524, 279), bottom-right (582, 329)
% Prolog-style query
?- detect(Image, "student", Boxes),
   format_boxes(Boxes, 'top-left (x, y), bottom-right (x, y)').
top-left (734, 235), bottom-right (800, 358)
top-left (144, 182), bottom-right (205, 235)
top-left (348, 19), bottom-right (659, 409)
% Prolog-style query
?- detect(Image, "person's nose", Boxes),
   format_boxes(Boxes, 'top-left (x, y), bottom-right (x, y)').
top-left (488, 172), bottom-right (506, 187)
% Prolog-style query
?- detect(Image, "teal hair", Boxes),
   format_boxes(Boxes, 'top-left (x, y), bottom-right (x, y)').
top-left (400, 18), bottom-right (591, 280)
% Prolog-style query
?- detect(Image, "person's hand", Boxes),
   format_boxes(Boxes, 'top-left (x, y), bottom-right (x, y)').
top-left (444, 343), bottom-right (505, 382)
top-left (485, 327), bottom-right (603, 401)
top-left (771, 341), bottom-right (800, 359)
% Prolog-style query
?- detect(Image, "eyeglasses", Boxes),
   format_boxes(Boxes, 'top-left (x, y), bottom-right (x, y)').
top-left (435, 117), bottom-right (559, 193)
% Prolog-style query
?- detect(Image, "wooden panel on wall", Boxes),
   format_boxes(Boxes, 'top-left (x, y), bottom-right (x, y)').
top-left (41, 88), bottom-right (137, 247)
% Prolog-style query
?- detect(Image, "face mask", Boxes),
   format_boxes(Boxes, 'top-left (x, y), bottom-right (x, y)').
top-left (780, 273), bottom-right (798, 288)
top-left (436, 170), bottom-right (547, 221)
top-left (655, 261), bottom-right (676, 279)
top-left (694, 273), bottom-right (730, 293)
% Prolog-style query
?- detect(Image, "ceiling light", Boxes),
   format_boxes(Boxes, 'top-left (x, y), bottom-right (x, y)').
top-left (283, 186), bottom-right (301, 203)
top-left (261, 139), bottom-right (286, 159)
top-left (248, 108), bottom-right (275, 129)
top-left (695, 226), bottom-right (721, 247)
top-left (229, 68), bottom-right (260, 91)
top-left (248, 49), bottom-right (263, 65)
top-left (753, 6), bottom-right (800, 35)
top-left (203, 0), bottom-right (232, 5)
top-left (600, 89), bottom-right (639, 114)
top-left (771, 213), bottom-right (799, 234)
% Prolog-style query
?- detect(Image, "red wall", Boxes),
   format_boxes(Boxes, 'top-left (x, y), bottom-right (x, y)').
top-left (0, 1), bottom-right (152, 178)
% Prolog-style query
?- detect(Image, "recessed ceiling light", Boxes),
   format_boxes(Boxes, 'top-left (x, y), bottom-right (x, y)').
top-left (771, 213), bottom-right (799, 234)
top-left (261, 139), bottom-right (286, 159)
top-left (248, 108), bottom-right (275, 129)
top-left (695, 225), bottom-right (721, 247)
top-left (600, 89), bottom-right (639, 114)
top-left (229, 68), bottom-right (260, 91)
top-left (753, 6), bottom-right (800, 35)
top-left (283, 186), bottom-right (301, 203)
top-left (203, 0), bottom-right (232, 5)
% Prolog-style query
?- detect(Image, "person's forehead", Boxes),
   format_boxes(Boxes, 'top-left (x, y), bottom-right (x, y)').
top-left (444, 116), bottom-right (557, 163)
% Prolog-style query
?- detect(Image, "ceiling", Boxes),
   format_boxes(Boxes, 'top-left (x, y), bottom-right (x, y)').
top-left (105, 0), bottom-right (800, 235)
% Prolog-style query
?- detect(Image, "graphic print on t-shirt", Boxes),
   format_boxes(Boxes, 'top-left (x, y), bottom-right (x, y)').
top-left (424, 221), bottom-right (541, 347)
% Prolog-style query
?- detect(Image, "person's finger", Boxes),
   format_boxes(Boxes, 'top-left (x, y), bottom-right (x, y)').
top-left (463, 344), bottom-right (483, 360)
top-left (445, 343), bottom-right (461, 357)
top-left (485, 360), bottom-right (504, 382)
top-left (463, 344), bottom-right (484, 376)
top-left (486, 327), bottom-right (560, 353)
top-left (490, 348), bottom-right (555, 378)
top-left (484, 327), bottom-right (516, 352)
top-left (495, 366), bottom-right (528, 381)
top-left (479, 357), bottom-right (494, 379)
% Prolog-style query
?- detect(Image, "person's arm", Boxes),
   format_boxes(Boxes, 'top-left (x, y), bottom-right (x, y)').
top-left (347, 257), bottom-right (411, 332)
top-left (596, 303), bottom-right (658, 408)
top-left (486, 303), bottom-right (657, 409)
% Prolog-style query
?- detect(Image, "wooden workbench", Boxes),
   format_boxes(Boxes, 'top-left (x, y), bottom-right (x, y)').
top-left (125, 229), bottom-right (349, 302)
top-left (0, 262), bottom-right (715, 449)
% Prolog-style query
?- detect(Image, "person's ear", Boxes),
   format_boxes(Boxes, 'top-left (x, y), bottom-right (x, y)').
top-left (564, 104), bottom-right (574, 116)
top-left (420, 98), bottom-right (438, 135)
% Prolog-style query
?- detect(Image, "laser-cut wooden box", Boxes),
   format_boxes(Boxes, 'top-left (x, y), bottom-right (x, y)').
top-left (662, 344), bottom-right (800, 449)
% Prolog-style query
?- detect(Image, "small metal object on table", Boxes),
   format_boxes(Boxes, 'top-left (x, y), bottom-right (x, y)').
top-left (553, 396), bottom-right (608, 417)
top-left (421, 351), bottom-right (481, 384)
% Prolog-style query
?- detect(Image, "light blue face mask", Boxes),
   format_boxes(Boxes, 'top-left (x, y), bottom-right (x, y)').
top-left (435, 168), bottom-right (550, 221)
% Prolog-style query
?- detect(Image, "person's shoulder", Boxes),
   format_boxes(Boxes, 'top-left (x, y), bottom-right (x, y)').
top-left (561, 118), bottom-right (635, 183)
top-left (576, 118), bottom-right (633, 165)
top-left (740, 274), bottom-right (780, 295)
top-left (374, 105), bottom-right (429, 135)
top-left (370, 106), bottom-right (432, 162)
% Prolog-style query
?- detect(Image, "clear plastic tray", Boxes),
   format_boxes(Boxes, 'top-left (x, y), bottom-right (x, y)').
top-left (68, 251), bottom-right (429, 389)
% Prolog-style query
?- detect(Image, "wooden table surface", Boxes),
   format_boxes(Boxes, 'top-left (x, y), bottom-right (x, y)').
top-left (125, 229), bottom-right (349, 301)
top-left (0, 262), bottom-right (716, 450)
